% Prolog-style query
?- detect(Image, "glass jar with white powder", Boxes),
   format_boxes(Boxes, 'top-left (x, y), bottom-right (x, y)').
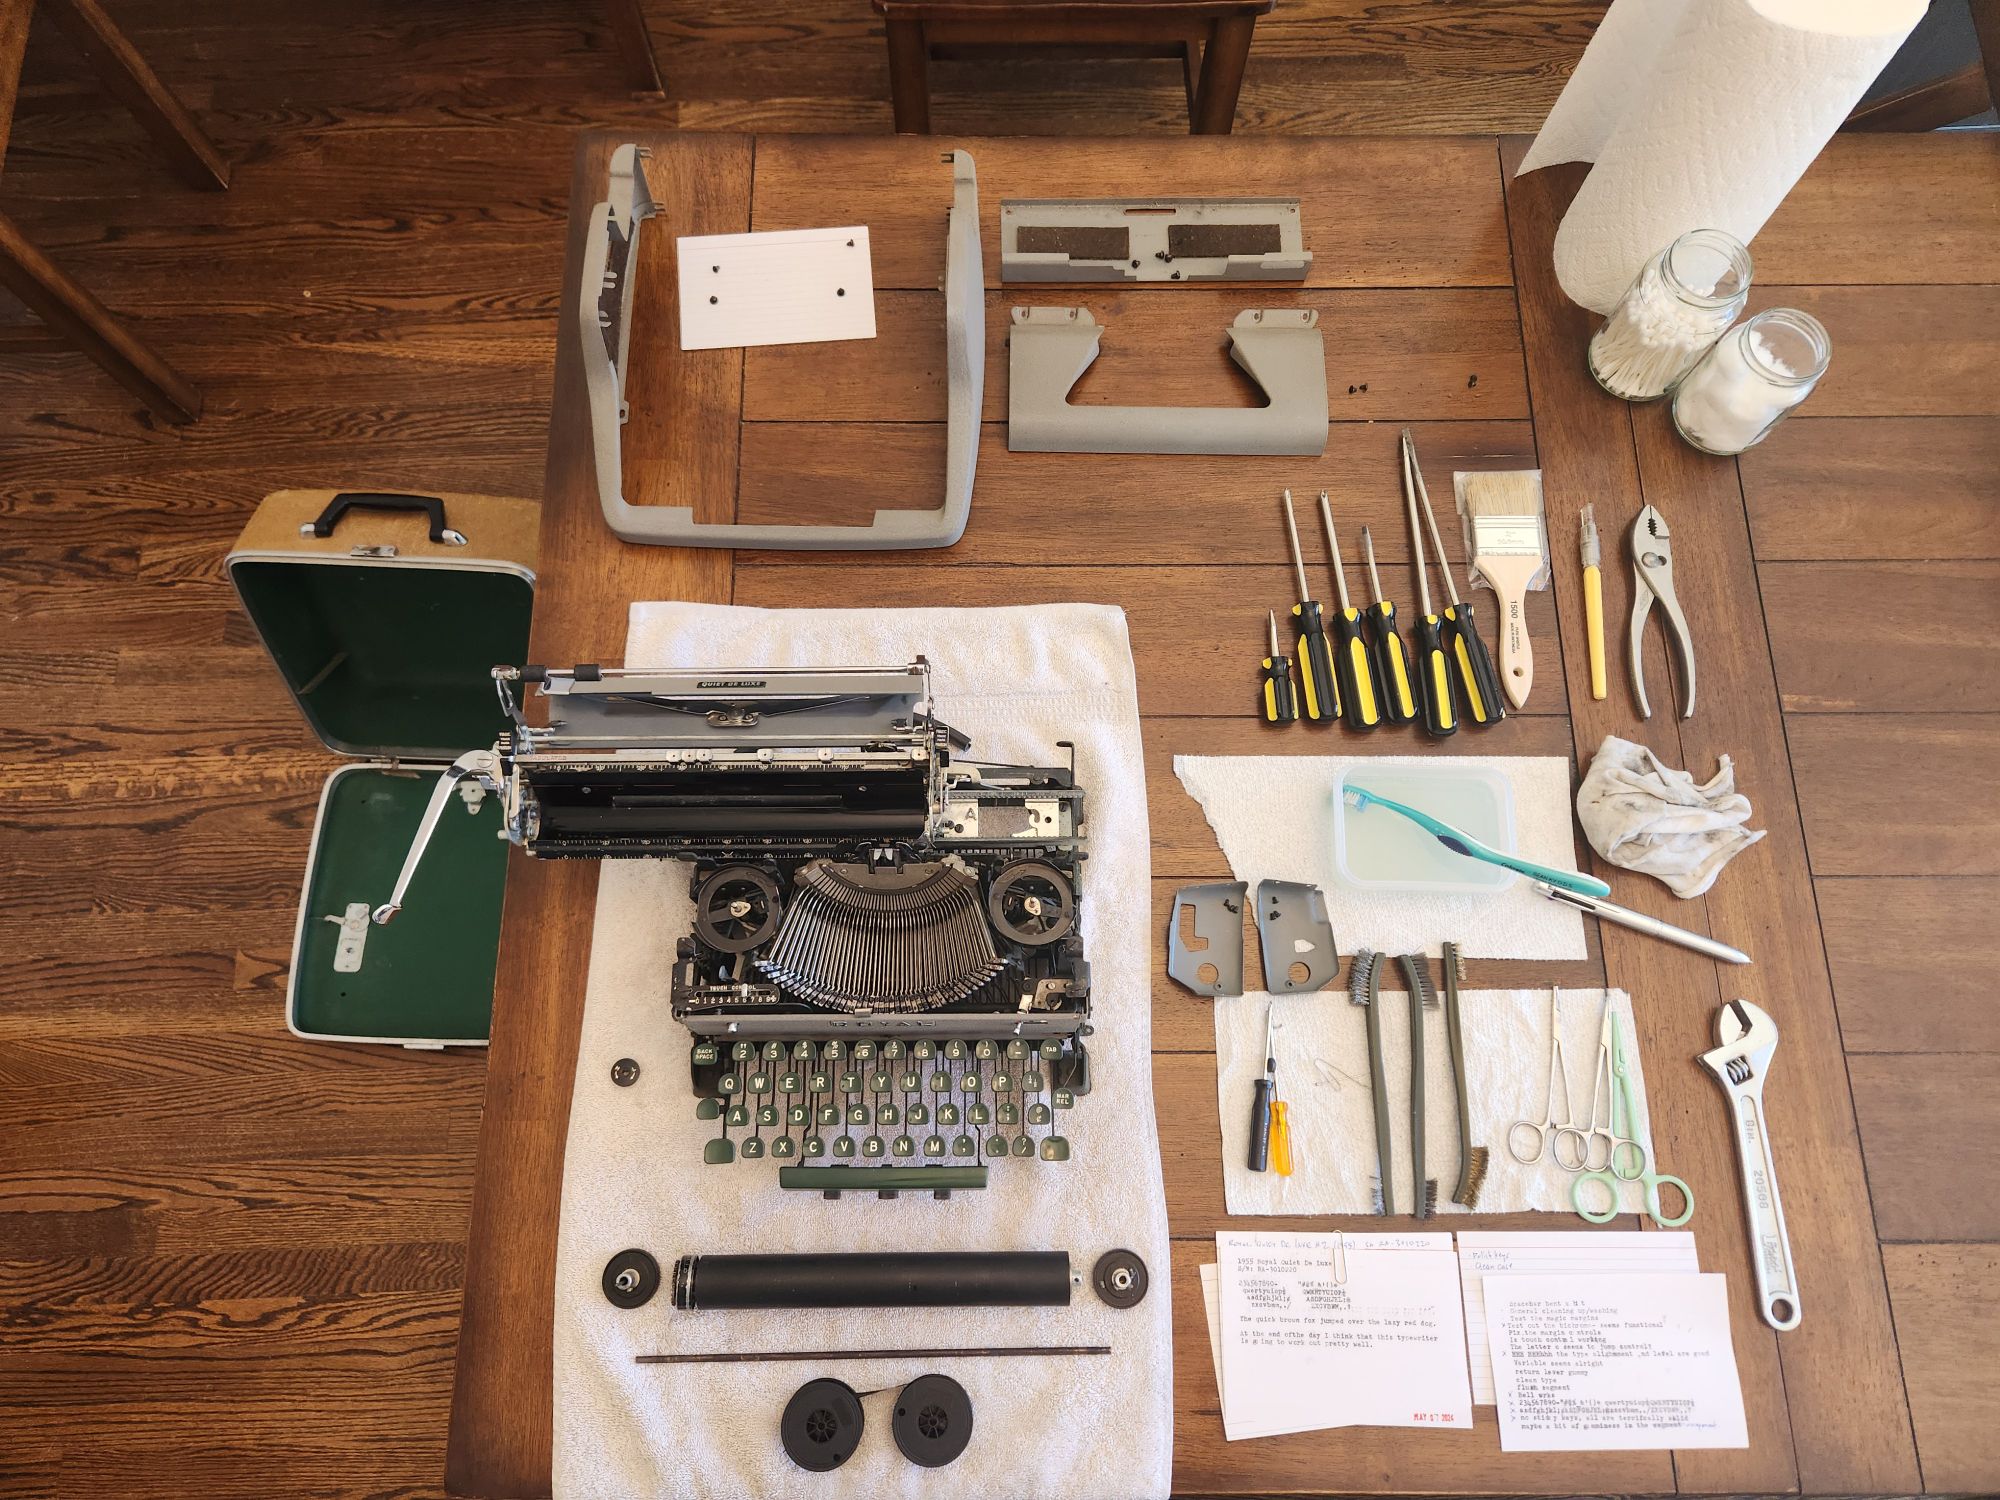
top-left (1587, 229), bottom-right (1752, 402)
top-left (1671, 308), bottom-right (1830, 456)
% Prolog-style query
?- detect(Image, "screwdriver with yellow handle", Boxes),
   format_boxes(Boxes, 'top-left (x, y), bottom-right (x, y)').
top-left (1247, 1000), bottom-right (1293, 1175)
top-left (1360, 526), bottom-right (1418, 726)
top-left (1258, 610), bottom-right (1299, 725)
top-left (1401, 431), bottom-right (1459, 738)
top-left (1318, 490), bottom-right (1383, 732)
top-left (1280, 490), bottom-right (1339, 725)
top-left (1406, 431), bottom-right (1507, 728)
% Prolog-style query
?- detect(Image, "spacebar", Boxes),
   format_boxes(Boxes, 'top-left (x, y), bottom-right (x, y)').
top-left (778, 1165), bottom-right (988, 1195)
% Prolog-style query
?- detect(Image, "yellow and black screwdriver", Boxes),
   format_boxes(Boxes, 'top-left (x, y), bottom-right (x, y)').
top-left (1408, 439), bottom-right (1508, 728)
top-left (1317, 490), bottom-right (1382, 732)
top-left (1401, 430), bottom-right (1459, 739)
top-left (1279, 489), bottom-right (1338, 725)
top-left (1258, 610), bottom-right (1299, 725)
top-left (1359, 526), bottom-right (1418, 726)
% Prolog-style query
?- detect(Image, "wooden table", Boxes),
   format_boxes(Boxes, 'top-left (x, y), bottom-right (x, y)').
top-left (444, 128), bottom-right (1997, 1497)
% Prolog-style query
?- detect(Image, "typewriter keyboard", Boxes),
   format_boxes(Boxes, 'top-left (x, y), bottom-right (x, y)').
top-left (690, 1036), bottom-right (1088, 1168)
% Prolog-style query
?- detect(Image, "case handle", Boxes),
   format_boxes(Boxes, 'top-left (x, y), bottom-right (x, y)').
top-left (306, 491), bottom-right (467, 545)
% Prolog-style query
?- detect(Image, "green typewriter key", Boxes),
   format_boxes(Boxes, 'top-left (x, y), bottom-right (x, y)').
top-left (992, 1073), bottom-right (1012, 1094)
top-left (1023, 1071), bottom-right (1045, 1092)
top-left (846, 1104), bottom-right (867, 1126)
top-left (867, 1069), bottom-right (890, 1092)
top-left (924, 1135), bottom-right (945, 1158)
top-left (1006, 1040), bottom-right (1028, 1060)
top-left (792, 1039), bottom-right (815, 1059)
top-left (761, 1040), bottom-right (783, 1061)
top-left (985, 1135), bottom-right (1007, 1158)
top-left (802, 1137), bottom-right (825, 1158)
top-left (1038, 1039), bottom-right (1061, 1060)
top-left (839, 1071), bottom-right (860, 1093)
top-left (696, 1098), bottom-right (721, 1121)
top-left (742, 1138), bottom-right (765, 1159)
top-left (833, 1136), bottom-right (856, 1158)
top-left (727, 1105), bottom-right (750, 1128)
top-left (892, 1135), bottom-right (914, 1157)
top-left (808, 1071), bottom-right (830, 1093)
top-left (748, 1072), bottom-right (770, 1094)
top-left (960, 1071), bottom-right (982, 1095)
top-left (907, 1103), bottom-right (929, 1126)
top-left (898, 1071), bottom-right (920, 1092)
top-left (1053, 1089), bottom-right (1075, 1109)
top-left (997, 1102), bottom-right (1020, 1126)
top-left (692, 1042), bottom-right (719, 1067)
top-left (882, 1040), bottom-right (905, 1060)
top-left (931, 1072), bottom-right (951, 1093)
top-left (862, 1135), bottom-right (885, 1158)
top-left (953, 1134), bottom-right (975, 1157)
top-left (944, 1040), bottom-right (967, 1060)
top-left (772, 1136), bottom-right (797, 1159)
top-left (876, 1102), bottom-right (900, 1125)
top-left (786, 1104), bottom-right (808, 1127)
top-left (718, 1073), bottom-right (741, 1096)
top-left (968, 1103), bottom-right (991, 1125)
top-left (823, 1039), bottom-right (846, 1062)
top-left (1011, 1136), bottom-right (1034, 1158)
top-left (730, 1041), bottom-right (753, 1062)
top-left (937, 1104), bottom-right (960, 1126)
top-left (703, 1138), bottom-right (734, 1164)
top-left (779, 1072), bottom-right (801, 1095)
top-left (851, 1041), bottom-right (875, 1061)
top-left (912, 1039), bottom-right (935, 1059)
top-left (1028, 1103), bottom-right (1052, 1126)
top-left (756, 1105), bottom-right (778, 1128)
top-left (816, 1104), bottom-right (839, 1126)
top-left (1040, 1137), bottom-right (1072, 1162)
top-left (974, 1040), bottom-right (996, 1060)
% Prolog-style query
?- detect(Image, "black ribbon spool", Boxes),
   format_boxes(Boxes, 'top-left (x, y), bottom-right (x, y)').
top-left (781, 1378), bottom-right (864, 1472)
top-left (891, 1373), bottom-right (973, 1468)
top-left (601, 1249), bottom-right (660, 1309)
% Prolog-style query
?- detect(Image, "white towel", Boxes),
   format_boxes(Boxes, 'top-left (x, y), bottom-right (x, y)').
top-left (552, 603), bottom-right (1172, 1500)
top-left (1576, 735), bottom-right (1766, 898)
top-left (1214, 987), bottom-right (1659, 1217)
top-left (1174, 755), bottom-right (1589, 959)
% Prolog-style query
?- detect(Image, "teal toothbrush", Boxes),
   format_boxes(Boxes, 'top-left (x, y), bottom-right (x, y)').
top-left (1342, 785), bottom-right (1610, 898)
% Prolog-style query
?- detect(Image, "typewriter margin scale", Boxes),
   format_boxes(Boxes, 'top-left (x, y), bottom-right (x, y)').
top-left (374, 659), bottom-right (1094, 1187)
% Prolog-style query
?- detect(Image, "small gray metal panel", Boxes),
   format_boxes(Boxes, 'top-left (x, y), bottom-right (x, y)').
top-left (1001, 197), bottom-right (1310, 284)
top-left (1167, 882), bottom-right (1247, 998)
top-left (1008, 308), bottom-right (1328, 457)
top-left (1254, 880), bottom-right (1337, 994)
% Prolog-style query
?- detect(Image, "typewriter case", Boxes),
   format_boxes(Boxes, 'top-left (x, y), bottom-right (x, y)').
top-left (226, 489), bottom-right (537, 1047)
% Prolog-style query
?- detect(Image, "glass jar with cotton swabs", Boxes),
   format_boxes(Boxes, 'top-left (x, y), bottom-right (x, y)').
top-left (1587, 229), bottom-right (1752, 402)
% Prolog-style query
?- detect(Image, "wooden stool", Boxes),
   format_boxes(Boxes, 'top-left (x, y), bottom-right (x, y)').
top-left (874, 0), bottom-right (1275, 134)
top-left (0, 0), bottom-right (225, 422)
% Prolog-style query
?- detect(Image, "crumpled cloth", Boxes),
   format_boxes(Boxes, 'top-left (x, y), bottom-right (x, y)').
top-left (1576, 735), bottom-right (1765, 898)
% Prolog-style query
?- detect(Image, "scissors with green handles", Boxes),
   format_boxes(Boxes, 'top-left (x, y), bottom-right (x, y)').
top-left (1572, 1010), bottom-right (1694, 1228)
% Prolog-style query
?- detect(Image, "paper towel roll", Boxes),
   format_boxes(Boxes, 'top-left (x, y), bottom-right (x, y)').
top-left (1519, 0), bottom-right (1926, 313)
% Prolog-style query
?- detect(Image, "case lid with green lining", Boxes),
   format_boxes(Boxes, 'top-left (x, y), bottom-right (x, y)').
top-left (231, 555), bottom-right (534, 759)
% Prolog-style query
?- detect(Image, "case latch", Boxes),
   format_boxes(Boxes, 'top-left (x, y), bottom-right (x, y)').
top-left (324, 902), bottom-right (373, 972)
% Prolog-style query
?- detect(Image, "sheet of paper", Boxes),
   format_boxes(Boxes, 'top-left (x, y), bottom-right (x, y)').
top-left (1216, 1231), bottom-right (1472, 1440)
top-left (1457, 1231), bottom-right (1698, 1403)
top-left (1485, 1272), bottom-right (1748, 1451)
top-left (676, 226), bottom-right (876, 350)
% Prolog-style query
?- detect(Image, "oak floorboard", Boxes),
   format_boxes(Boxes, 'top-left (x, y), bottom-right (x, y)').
top-left (1883, 1243), bottom-right (2000, 1495)
top-left (1852, 1054), bottom-right (2000, 1243)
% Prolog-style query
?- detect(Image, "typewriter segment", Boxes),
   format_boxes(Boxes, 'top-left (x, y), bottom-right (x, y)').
top-left (376, 659), bottom-right (1092, 1186)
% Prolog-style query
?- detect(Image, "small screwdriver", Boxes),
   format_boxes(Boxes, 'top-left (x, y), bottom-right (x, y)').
top-left (1360, 526), bottom-right (1418, 726)
top-left (1409, 444), bottom-right (1507, 728)
top-left (1318, 490), bottom-right (1383, 732)
top-left (1280, 490), bottom-right (1338, 725)
top-left (1258, 610), bottom-right (1299, 725)
top-left (1401, 430), bottom-right (1458, 739)
top-left (1248, 1001), bottom-right (1293, 1175)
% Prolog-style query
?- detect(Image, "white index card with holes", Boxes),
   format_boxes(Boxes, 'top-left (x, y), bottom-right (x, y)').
top-left (675, 226), bottom-right (876, 351)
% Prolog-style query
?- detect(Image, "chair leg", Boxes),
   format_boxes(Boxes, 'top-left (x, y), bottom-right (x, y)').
top-left (1189, 14), bottom-right (1255, 134)
top-left (604, 0), bottom-right (665, 94)
top-left (0, 210), bottom-right (202, 422)
top-left (39, 0), bottom-right (228, 190)
top-left (1179, 38), bottom-right (1198, 117)
top-left (884, 17), bottom-right (932, 133)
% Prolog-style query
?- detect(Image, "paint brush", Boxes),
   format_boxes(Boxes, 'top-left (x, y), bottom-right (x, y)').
top-left (1454, 469), bottom-right (1548, 709)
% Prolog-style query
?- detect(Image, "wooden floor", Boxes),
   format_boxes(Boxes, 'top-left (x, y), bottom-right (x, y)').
top-left (0, 4), bottom-right (1992, 1496)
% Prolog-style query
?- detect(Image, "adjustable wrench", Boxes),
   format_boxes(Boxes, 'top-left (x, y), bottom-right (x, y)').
top-left (1698, 999), bottom-right (1801, 1331)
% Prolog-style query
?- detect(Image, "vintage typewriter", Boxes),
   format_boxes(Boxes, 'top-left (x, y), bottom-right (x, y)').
top-left (376, 660), bottom-right (1091, 1193)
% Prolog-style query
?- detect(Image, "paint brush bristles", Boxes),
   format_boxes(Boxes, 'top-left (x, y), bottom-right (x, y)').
top-left (1453, 469), bottom-right (1548, 709)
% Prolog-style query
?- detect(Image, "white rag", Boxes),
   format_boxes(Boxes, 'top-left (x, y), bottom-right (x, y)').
top-left (1173, 755), bottom-right (1589, 960)
top-left (1214, 987), bottom-right (1658, 1217)
top-left (552, 602), bottom-right (1172, 1500)
top-left (1576, 735), bottom-right (1765, 898)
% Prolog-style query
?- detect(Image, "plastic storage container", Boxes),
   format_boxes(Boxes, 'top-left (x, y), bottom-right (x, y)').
top-left (227, 488), bottom-right (537, 1047)
top-left (1332, 762), bottom-right (1518, 894)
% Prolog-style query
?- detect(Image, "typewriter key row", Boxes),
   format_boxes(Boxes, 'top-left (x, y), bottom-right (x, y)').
top-left (690, 1037), bottom-right (1081, 1168)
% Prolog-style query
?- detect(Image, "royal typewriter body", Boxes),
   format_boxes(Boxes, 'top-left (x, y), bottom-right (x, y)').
top-left (380, 659), bottom-right (1092, 1175)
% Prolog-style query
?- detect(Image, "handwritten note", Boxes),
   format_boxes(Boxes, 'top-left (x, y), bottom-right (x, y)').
top-left (1215, 1232), bottom-right (1472, 1439)
top-left (1484, 1272), bottom-right (1748, 1451)
top-left (1457, 1231), bottom-right (1698, 1403)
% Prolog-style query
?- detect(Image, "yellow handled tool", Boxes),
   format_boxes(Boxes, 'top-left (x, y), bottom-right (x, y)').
top-left (1581, 503), bottom-right (1606, 700)
top-left (1319, 490), bottom-right (1382, 732)
top-left (1360, 526), bottom-right (1417, 726)
top-left (1400, 432), bottom-right (1458, 738)
top-left (1270, 1098), bottom-right (1294, 1177)
top-left (1280, 490), bottom-right (1339, 724)
top-left (1259, 610), bottom-right (1299, 725)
